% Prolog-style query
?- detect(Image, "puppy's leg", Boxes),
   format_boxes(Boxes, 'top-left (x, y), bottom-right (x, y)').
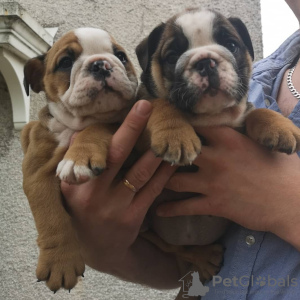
top-left (57, 124), bottom-right (116, 184)
top-left (146, 98), bottom-right (201, 165)
top-left (140, 230), bottom-right (223, 282)
top-left (22, 122), bottom-right (85, 292)
top-left (21, 121), bottom-right (39, 153)
top-left (245, 108), bottom-right (300, 154)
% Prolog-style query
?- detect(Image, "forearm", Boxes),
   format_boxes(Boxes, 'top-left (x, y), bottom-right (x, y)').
top-left (270, 176), bottom-right (300, 252)
top-left (86, 237), bottom-right (181, 290)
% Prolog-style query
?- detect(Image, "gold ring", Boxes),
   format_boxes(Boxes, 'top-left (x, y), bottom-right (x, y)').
top-left (123, 178), bottom-right (138, 193)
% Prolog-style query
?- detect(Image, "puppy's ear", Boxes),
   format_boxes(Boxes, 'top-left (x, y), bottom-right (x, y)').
top-left (23, 54), bottom-right (46, 96)
top-left (135, 22), bottom-right (166, 71)
top-left (228, 17), bottom-right (254, 61)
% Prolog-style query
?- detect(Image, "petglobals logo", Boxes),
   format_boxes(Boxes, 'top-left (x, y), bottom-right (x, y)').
top-left (179, 272), bottom-right (298, 298)
top-left (212, 275), bottom-right (298, 288)
top-left (179, 271), bottom-right (209, 297)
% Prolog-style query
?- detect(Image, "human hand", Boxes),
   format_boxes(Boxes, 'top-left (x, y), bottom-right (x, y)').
top-left (61, 100), bottom-right (176, 271)
top-left (157, 126), bottom-right (300, 249)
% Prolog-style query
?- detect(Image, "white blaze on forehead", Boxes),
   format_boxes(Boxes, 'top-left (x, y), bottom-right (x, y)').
top-left (74, 28), bottom-right (113, 55)
top-left (176, 10), bottom-right (215, 48)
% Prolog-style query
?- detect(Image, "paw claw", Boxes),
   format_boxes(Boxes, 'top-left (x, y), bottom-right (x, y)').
top-left (92, 167), bottom-right (104, 176)
top-left (37, 244), bottom-right (85, 292)
top-left (246, 110), bottom-right (300, 155)
top-left (151, 126), bottom-right (201, 166)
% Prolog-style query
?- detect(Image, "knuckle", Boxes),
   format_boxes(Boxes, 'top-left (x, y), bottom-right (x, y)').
top-left (132, 167), bottom-right (151, 185)
top-left (99, 207), bottom-right (115, 223)
top-left (120, 215), bottom-right (137, 230)
top-left (125, 118), bottom-right (142, 133)
top-left (169, 177), bottom-right (182, 192)
top-left (107, 145), bottom-right (126, 165)
top-left (148, 181), bottom-right (164, 197)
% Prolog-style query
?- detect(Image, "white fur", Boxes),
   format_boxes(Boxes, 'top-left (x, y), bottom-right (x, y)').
top-left (57, 160), bottom-right (75, 182)
top-left (57, 159), bottom-right (94, 183)
top-left (176, 10), bottom-right (215, 48)
top-left (48, 102), bottom-right (97, 131)
top-left (75, 28), bottom-right (113, 57)
top-left (73, 165), bottom-right (94, 181)
top-left (46, 28), bottom-right (137, 147)
top-left (58, 28), bottom-right (137, 122)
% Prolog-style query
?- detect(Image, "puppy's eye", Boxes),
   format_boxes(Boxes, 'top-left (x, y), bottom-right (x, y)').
top-left (115, 51), bottom-right (127, 64)
top-left (225, 41), bottom-right (239, 54)
top-left (57, 57), bottom-right (73, 70)
top-left (165, 52), bottom-right (179, 65)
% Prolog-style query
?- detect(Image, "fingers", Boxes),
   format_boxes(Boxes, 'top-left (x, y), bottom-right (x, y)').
top-left (105, 100), bottom-right (152, 179)
top-left (156, 195), bottom-right (216, 217)
top-left (116, 150), bottom-right (163, 199)
top-left (164, 171), bottom-right (209, 194)
top-left (132, 162), bottom-right (177, 217)
top-left (195, 126), bottom-right (243, 146)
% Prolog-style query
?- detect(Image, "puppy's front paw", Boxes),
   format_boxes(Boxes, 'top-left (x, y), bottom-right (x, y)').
top-left (36, 243), bottom-right (85, 292)
top-left (245, 109), bottom-right (300, 154)
top-left (57, 144), bottom-right (106, 184)
top-left (151, 124), bottom-right (201, 166)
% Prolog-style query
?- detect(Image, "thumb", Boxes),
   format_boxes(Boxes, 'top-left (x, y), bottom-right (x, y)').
top-left (156, 195), bottom-right (219, 217)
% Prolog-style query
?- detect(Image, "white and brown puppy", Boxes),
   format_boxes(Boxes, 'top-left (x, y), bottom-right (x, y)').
top-left (136, 7), bottom-right (300, 286)
top-left (137, 8), bottom-right (300, 165)
top-left (21, 28), bottom-right (138, 292)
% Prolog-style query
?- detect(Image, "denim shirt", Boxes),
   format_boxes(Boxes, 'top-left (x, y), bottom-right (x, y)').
top-left (202, 30), bottom-right (300, 300)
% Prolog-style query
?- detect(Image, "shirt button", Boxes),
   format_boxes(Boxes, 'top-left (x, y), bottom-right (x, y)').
top-left (265, 98), bottom-right (271, 106)
top-left (246, 235), bottom-right (256, 246)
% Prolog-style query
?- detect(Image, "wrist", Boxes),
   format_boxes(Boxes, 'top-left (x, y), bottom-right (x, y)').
top-left (275, 220), bottom-right (300, 251)
top-left (271, 196), bottom-right (300, 252)
top-left (269, 160), bottom-right (300, 251)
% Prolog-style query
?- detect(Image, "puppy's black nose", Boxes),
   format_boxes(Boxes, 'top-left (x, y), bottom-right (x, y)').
top-left (89, 60), bottom-right (112, 80)
top-left (196, 58), bottom-right (217, 77)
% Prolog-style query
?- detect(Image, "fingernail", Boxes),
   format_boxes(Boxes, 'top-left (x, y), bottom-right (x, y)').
top-left (135, 100), bottom-right (152, 116)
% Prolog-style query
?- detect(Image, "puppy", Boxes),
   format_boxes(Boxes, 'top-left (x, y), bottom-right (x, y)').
top-left (136, 7), bottom-right (300, 286)
top-left (21, 28), bottom-right (138, 292)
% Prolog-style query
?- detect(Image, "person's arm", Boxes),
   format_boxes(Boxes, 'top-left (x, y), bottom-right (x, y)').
top-left (61, 100), bottom-right (180, 289)
top-left (157, 126), bottom-right (300, 251)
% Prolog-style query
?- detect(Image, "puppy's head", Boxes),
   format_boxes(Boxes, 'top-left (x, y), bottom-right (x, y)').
top-left (24, 28), bottom-right (138, 122)
top-left (136, 8), bottom-right (254, 115)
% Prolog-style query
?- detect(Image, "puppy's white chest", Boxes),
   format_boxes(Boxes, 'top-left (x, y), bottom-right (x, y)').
top-left (48, 118), bottom-right (76, 148)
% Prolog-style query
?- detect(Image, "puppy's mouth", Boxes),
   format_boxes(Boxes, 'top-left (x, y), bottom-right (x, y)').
top-left (169, 54), bottom-right (240, 114)
top-left (64, 59), bottom-right (136, 110)
top-left (194, 58), bottom-right (220, 91)
top-left (86, 60), bottom-right (117, 98)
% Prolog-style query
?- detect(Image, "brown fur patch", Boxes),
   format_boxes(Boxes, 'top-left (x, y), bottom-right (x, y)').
top-left (44, 32), bottom-right (82, 102)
